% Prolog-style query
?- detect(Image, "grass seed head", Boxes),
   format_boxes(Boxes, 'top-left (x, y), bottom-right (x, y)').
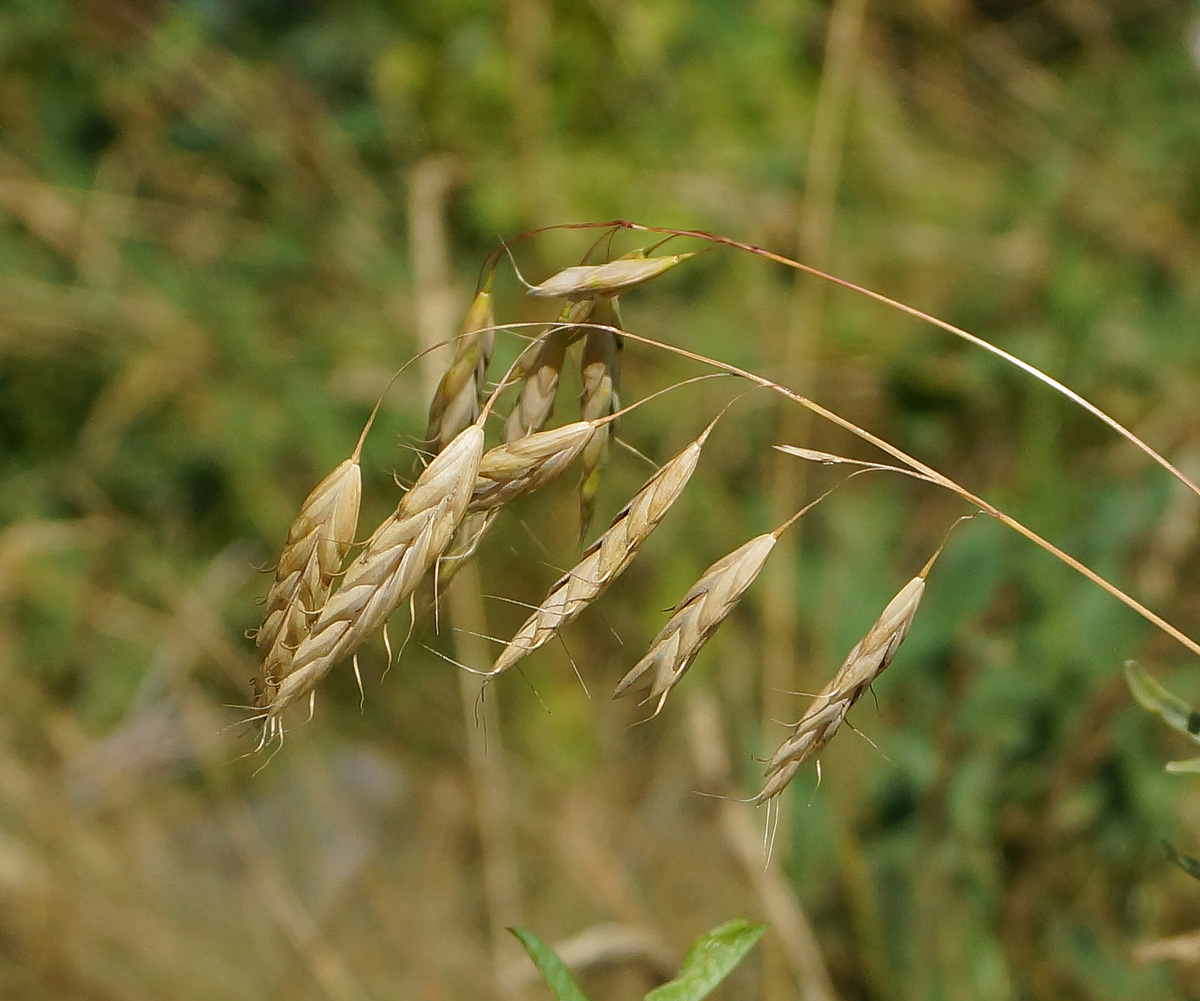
top-left (578, 303), bottom-right (622, 539)
top-left (504, 304), bottom-right (591, 442)
top-left (265, 424), bottom-right (485, 721)
top-left (469, 421), bottom-right (598, 513)
top-left (424, 281), bottom-right (495, 454)
top-left (487, 419), bottom-right (718, 678)
top-left (254, 455), bottom-right (362, 705)
top-left (756, 574), bottom-right (927, 802)
top-left (524, 252), bottom-right (697, 301)
top-left (613, 532), bottom-right (778, 716)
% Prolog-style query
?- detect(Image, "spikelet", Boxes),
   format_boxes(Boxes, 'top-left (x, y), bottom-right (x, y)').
top-left (523, 252), bottom-right (697, 301)
top-left (424, 278), bottom-right (495, 453)
top-left (265, 424), bottom-right (485, 724)
top-left (469, 420), bottom-right (600, 513)
top-left (253, 427), bottom-right (370, 706)
top-left (613, 532), bottom-right (778, 716)
top-left (578, 299), bottom-right (622, 540)
top-left (487, 414), bottom-right (722, 679)
top-left (504, 301), bottom-right (592, 442)
top-left (755, 573), bottom-right (927, 802)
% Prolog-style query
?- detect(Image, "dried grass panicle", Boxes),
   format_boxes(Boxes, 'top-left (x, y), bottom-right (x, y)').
top-left (504, 301), bottom-right (592, 443)
top-left (487, 414), bottom-right (722, 679)
top-left (578, 300), bottom-right (622, 540)
top-left (522, 251), bottom-right (697, 301)
top-left (755, 573), bottom-right (927, 803)
top-left (424, 280), bottom-right (495, 454)
top-left (613, 531), bottom-right (778, 717)
top-left (253, 450), bottom-right (364, 706)
top-left (265, 424), bottom-right (485, 722)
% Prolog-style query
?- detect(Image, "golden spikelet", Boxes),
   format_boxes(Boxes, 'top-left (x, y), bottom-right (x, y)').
top-left (755, 574), bottom-right (927, 802)
top-left (504, 302), bottom-right (592, 443)
top-left (424, 279), bottom-right (495, 454)
top-left (522, 252), bottom-right (697, 301)
top-left (253, 432), bottom-right (368, 706)
top-left (613, 531), bottom-right (778, 716)
top-left (486, 414), bottom-right (722, 679)
top-left (264, 424), bottom-right (484, 725)
top-left (577, 299), bottom-right (622, 540)
top-left (469, 420), bottom-right (600, 513)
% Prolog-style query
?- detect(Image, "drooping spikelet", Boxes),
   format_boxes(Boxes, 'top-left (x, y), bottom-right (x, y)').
top-left (613, 532), bottom-right (778, 717)
top-left (469, 420), bottom-right (602, 513)
top-left (522, 251), bottom-right (697, 301)
top-left (486, 413), bottom-right (723, 679)
top-left (265, 424), bottom-right (485, 725)
top-left (577, 299), bottom-right (622, 540)
top-left (755, 573), bottom-right (927, 802)
top-left (424, 278), bottom-right (495, 453)
top-left (504, 301), bottom-right (592, 443)
top-left (253, 420), bottom-right (373, 706)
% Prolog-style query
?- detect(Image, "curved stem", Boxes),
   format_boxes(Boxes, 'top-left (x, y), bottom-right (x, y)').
top-left (500, 219), bottom-right (1200, 502)
top-left (575, 320), bottom-right (1200, 661)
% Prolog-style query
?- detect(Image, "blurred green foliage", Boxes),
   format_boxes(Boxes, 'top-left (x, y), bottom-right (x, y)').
top-left (3, 0), bottom-right (1200, 999)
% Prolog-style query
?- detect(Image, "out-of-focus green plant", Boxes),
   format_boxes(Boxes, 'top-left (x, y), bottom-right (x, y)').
top-left (513, 919), bottom-right (765, 1001)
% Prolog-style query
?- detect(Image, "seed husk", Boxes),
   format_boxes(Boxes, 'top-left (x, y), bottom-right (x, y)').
top-left (613, 532), bottom-right (778, 716)
top-left (424, 279), bottom-right (495, 454)
top-left (755, 574), bottom-right (926, 802)
top-left (487, 414), bottom-right (722, 679)
top-left (504, 301), bottom-right (592, 443)
top-left (469, 421), bottom-right (599, 513)
top-left (524, 252), bottom-right (697, 301)
top-left (578, 300), bottom-right (622, 540)
top-left (265, 424), bottom-right (485, 724)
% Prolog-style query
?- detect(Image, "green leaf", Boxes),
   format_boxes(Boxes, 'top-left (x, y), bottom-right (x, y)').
top-left (509, 928), bottom-right (591, 1001)
top-left (644, 919), bottom-right (766, 1001)
top-left (1124, 661), bottom-right (1200, 745)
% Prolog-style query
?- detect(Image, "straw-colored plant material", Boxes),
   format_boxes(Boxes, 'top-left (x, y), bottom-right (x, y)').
top-left (469, 420), bottom-right (601, 513)
top-left (755, 573), bottom-right (927, 802)
top-left (614, 532), bottom-right (778, 717)
top-left (424, 279), bottom-right (495, 454)
top-left (578, 300), bottom-right (622, 539)
top-left (521, 251), bottom-right (697, 301)
top-left (253, 437), bottom-right (367, 706)
top-left (504, 301), bottom-right (592, 443)
top-left (264, 424), bottom-right (485, 725)
top-left (487, 414), bottom-right (722, 679)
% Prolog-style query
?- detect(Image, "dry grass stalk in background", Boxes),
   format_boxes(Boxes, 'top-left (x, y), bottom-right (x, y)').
top-left (424, 278), bottom-right (496, 453)
top-left (755, 545), bottom-right (942, 802)
top-left (577, 299), bottom-right (622, 540)
top-left (263, 423), bottom-right (485, 729)
top-left (486, 412), bottom-right (725, 679)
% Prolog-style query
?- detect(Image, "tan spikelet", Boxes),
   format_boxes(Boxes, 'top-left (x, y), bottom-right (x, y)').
top-left (424, 279), bottom-right (495, 453)
top-left (755, 574), bottom-right (927, 802)
top-left (523, 252), bottom-right (697, 301)
top-left (504, 301), bottom-right (592, 442)
top-left (469, 421), bottom-right (600, 513)
top-left (253, 444), bottom-right (366, 706)
top-left (613, 532), bottom-right (778, 716)
top-left (578, 300), bottom-right (622, 539)
top-left (265, 424), bottom-right (485, 723)
top-left (487, 415), bottom-right (721, 679)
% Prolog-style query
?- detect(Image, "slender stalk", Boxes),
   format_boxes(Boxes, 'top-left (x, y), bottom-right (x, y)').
top-left (498, 219), bottom-right (1200, 502)
top-left (486, 318), bottom-right (1200, 661)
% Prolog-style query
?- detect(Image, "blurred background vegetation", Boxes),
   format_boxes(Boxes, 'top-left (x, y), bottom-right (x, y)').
top-left (3, 0), bottom-right (1200, 998)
